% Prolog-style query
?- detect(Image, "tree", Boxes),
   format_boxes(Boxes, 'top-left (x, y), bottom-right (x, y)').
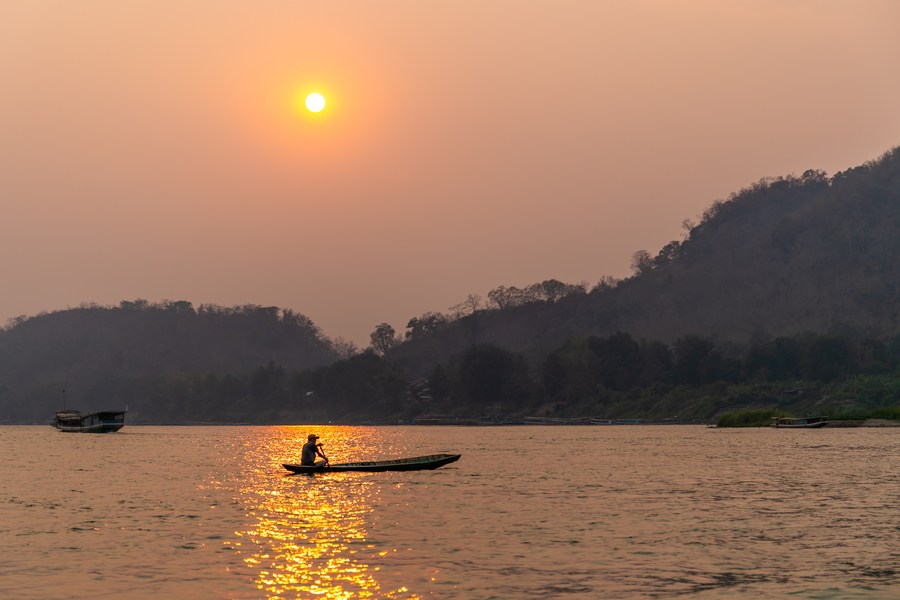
top-left (404, 312), bottom-right (448, 340)
top-left (120, 299), bottom-right (150, 311)
top-left (538, 279), bottom-right (569, 302)
top-left (588, 331), bottom-right (643, 391)
top-left (630, 250), bottom-right (654, 276)
top-left (449, 294), bottom-right (483, 319)
top-left (654, 240), bottom-right (682, 267)
top-left (592, 275), bottom-right (620, 292)
top-left (315, 353), bottom-right (406, 415)
top-left (4, 315), bottom-right (27, 330)
top-left (801, 335), bottom-right (855, 382)
top-left (369, 323), bottom-right (400, 355)
top-left (462, 294), bottom-right (483, 314)
top-left (672, 335), bottom-right (722, 385)
top-left (487, 286), bottom-right (525, 309)
top-left (681, 217), bottom-right (696, 239)
top-left (639, 339), bottom-right (674, 384)
top-left (457, 343), bottom-right (532, 411)
top-left (428, 363), bottom-right (450, 402)
top-left (540, 340), bottom-right (598, 402)
top-left (746, 336), bottom-right (801, 381)
top-left (331, 337), bottom-right (360, 360)
top-left (250, 361), bottom-right (287, 407)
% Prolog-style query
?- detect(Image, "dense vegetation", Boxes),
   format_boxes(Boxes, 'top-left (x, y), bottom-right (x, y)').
top-left (403, 331), bottom-right (900, 422)
top-left (715, 410), bottom-right (783, 428)
top-left (388, 147), bottom-right (900, 374)
top-left (6, 325), bottom-right (898, 424)
top-left (0, 300), bottom-right (341, 423)
top-left (4, 148), bottom-right (900, 424)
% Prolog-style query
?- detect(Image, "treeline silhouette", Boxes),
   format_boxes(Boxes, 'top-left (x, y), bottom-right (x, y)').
top-left (403, 330), bottom-right (900, 421)
top-left (7, 327), bottom-right (896, 424)
top-left (5, 148), bottom-right (900, 424)
top-left (33, 354), bottom-right (409, 424)
top-left (387, 147), bottom-right (900, 376)
top-left (0, 300), bottom-right (339, 423)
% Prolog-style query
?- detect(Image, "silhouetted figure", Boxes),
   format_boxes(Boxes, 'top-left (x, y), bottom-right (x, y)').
top-left (301, 434), bottom-right (329, 466)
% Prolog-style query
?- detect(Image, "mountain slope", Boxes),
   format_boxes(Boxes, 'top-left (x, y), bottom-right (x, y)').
top-left (389, 147), bottom-right (900, 374)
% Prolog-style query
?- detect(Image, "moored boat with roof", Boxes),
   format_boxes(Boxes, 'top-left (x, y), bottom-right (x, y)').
top-left (52, 410), bottom-right (126, 433)
top-left (771, 415), bottom-right (828, 428)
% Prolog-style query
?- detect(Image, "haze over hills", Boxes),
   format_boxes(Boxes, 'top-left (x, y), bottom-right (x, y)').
top-left (0, 301), bottom-right (340, 422)
top-left (388, 147), bottom-right (900, 374)
top-left (3, 148), bottom-right (900, 424)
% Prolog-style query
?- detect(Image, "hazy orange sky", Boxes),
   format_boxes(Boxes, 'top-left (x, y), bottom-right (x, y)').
top-left (2, 1), bottom-right (899, 346)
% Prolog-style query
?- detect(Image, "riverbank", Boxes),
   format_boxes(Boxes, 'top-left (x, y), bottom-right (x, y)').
top-left (827, 418), bottom-right (900, 427)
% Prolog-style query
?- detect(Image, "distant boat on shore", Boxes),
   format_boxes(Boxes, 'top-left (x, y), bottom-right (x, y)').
top-left (52, 410), bottom-right (126, 433)
top-left (771, 416), bottom-right (828, 428)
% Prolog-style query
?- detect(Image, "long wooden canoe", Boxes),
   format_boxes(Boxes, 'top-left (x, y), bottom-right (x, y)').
top-left (283, 453), bottom-right (461, 474)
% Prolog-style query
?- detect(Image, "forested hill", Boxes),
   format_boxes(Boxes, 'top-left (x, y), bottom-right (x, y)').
top-left (0, 301), bottom-right (339, 421)
top-left (388, 147), bottom-right (900, 374)
top-left (5, 149), bottom-right (900, 424)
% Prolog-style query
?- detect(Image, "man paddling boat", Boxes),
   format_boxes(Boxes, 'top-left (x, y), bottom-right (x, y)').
top-left (301, 434), bottom-right (329, 467)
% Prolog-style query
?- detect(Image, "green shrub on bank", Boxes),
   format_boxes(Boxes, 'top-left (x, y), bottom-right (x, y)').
top-left (826, 404), bottom-right (871, 421)
top-left (716, 409), bottom-right (784, 427)
top-left (871, 406), bottom-right (900, 420)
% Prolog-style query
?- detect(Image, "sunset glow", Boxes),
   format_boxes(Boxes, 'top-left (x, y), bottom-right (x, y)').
top-left (305, 92), bottom-right (326, 113)
top-left (1, 2), bottom-right (899, 346)
top-left (226, 427), bottom-right (417, 598)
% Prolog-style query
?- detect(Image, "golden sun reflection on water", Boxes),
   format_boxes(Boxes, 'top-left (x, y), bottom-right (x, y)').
top-left (224, 426), bottom-right (420, 599)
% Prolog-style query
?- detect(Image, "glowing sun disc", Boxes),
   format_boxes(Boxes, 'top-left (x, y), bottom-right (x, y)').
top-left (305, 92), bottom-right (326, 113)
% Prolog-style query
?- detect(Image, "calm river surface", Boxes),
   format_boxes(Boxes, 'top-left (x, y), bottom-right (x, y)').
top-left (1, 425), bottom-right (897, 599)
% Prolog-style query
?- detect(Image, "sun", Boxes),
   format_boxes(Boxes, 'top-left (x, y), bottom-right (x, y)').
top-left (305, 92), bottom-right (326, 113)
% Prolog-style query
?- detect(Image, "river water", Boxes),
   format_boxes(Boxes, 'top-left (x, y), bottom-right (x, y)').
top-left (1, 425), bottom-right (897, 599)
